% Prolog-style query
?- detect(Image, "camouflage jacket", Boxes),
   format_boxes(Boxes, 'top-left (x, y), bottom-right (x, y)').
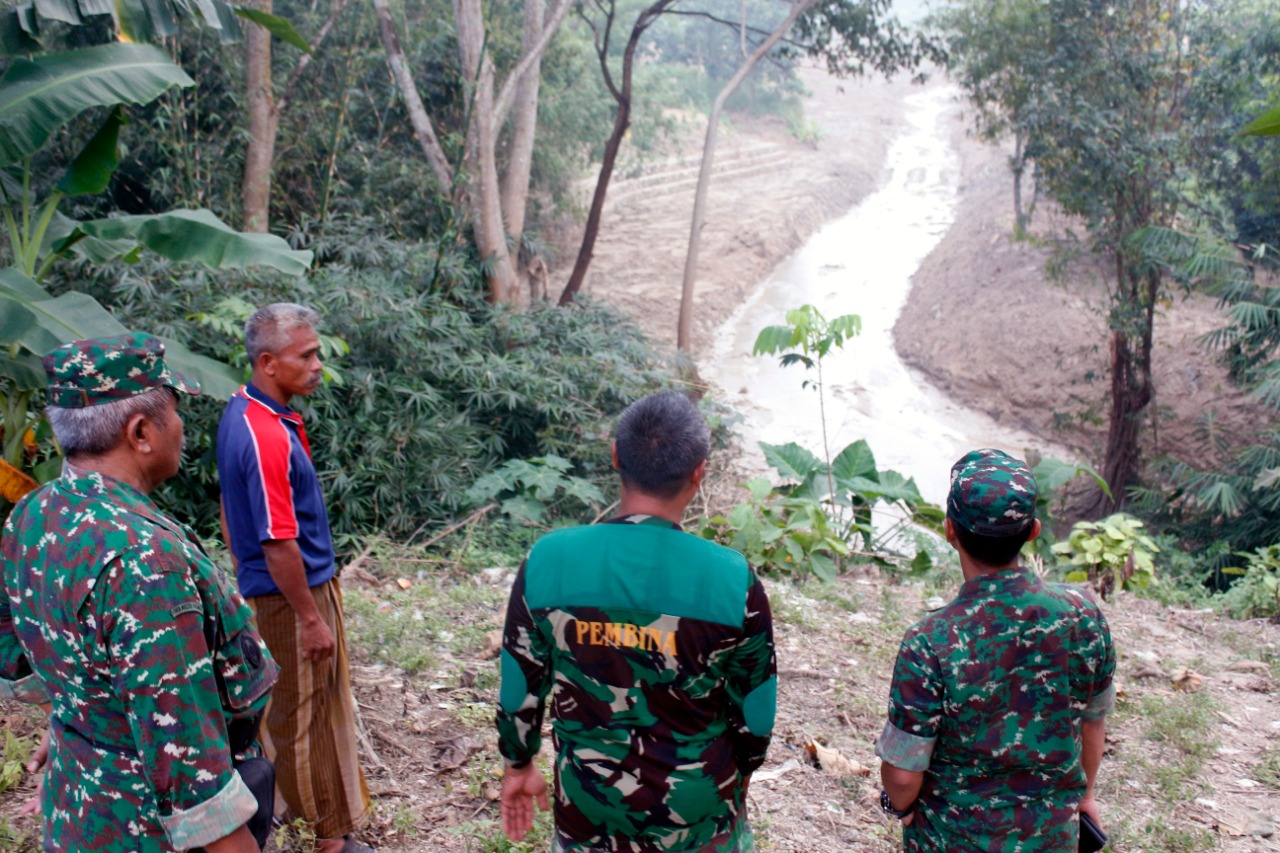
top-left (0, 464), bottom-right (279, 852)
top-left (876, 566), bottom-right (1115, 852)
top-left (497, 515), bottom-right (777, 853)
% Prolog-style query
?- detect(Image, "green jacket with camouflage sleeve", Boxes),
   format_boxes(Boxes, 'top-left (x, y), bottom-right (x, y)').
top-left (0, 465), bottom-right (279, 852)
top-left (497, 515), bottom-right (777, 853)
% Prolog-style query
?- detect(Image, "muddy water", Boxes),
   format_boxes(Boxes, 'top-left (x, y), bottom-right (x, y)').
top-left (706, 84), bottom-right (1074, 507)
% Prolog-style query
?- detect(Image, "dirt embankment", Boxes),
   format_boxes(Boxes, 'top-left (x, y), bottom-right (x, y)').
top-left (551, 67), bottom-right (919, 358)
top-left (569, 66), bottom-right (1268, 473)
top-left (892, 115), bottom-right (1267, 469)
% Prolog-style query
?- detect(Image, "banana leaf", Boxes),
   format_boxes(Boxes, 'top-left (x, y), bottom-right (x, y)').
top-left (68, 209), bottom-right (312, 275)
top-left (0, 267), bottom-right (240, 398)
top-left (0, 43), bottom-right (192, 165)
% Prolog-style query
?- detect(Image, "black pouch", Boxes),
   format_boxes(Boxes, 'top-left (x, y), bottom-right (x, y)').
top-left (1079, 812), bottom-right (1108, 853)
top-left (235, 756), bottom-right (276, 850)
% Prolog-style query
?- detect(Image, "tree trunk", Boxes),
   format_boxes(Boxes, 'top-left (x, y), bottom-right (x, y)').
top-left (1093, 264), bottom-right (1158, 514)
top-left (559, 0), bottom-right (676, 306)
top-left (454, 0), bottom-right (518, 304)
top-left (676, 0), bottom-right (815, 350)
top-left (1011, 131), bottom-right (1026, 234)
top-left (242, 0), bottom-right (276, 233)
top-left (374, 0), bottom-right (454, 193)
top-left (501, 0), bottom-right (546, 254)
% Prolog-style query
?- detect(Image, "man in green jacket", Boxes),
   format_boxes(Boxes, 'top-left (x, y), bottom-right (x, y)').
top-left (497, 391), bottom-right (777, 852)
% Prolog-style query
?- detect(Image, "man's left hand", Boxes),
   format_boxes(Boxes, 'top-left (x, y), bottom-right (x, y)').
top-left (1078, 793), bottom-right (1102, 828)
top-left (19, 726), bottom-right (49, 816)
top-left (500, 762), bottom-right (549, 842)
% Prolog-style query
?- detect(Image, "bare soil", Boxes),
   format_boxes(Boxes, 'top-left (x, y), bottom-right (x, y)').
top-left (7, 561), bottom-right (1277, 852)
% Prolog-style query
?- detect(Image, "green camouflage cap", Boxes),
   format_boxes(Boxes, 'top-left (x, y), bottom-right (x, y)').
top-left (947, 448), bottom-right (1037, 537)
top-left (43, 333), bottom-right (200, 408)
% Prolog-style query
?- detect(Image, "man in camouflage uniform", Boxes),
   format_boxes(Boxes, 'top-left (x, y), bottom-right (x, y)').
top-left (0, 333), bottom-right (279, 852)
top-left (497, 391), bottom-right (777, 852)
top-left (876, 449), bottom-right (1115, 852)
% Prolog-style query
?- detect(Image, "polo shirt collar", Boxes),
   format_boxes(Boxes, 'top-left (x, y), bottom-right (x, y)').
top-left (242, 381), bottom-right (302, 423)
top-left (606, 513), bottom-right (683, 531)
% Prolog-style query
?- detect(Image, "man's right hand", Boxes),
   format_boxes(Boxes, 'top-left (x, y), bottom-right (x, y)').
top-left (301, 616), bottom-right (336, 662)
top-left (500, 762), bottom-right (549, 842)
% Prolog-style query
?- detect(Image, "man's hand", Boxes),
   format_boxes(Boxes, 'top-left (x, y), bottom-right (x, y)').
top-left (500, 763), bottom-right (549, 842)
top-left (18, 726), bottom-right (49, 816)
top-left (300, 615), bottom-right (336, 662)
top-left (1078, 792), bottom-right (1102, 828)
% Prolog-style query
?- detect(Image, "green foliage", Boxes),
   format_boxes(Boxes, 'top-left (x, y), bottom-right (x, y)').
top-left (752, 304), bottom-right (861, 368)
top-left (0, 730), bottom-right (33, 795)
top-left (1245, 103), bottom-right (1280, 136)
top-left (465, 454), bottom-right (606, 526)
top-left (1216, 545), bottom-right (1280, 619)
top-left (699, 438), bottom-right (929, 580)
top-left (102, 241), bottom-right (671, 541)
top-left (1051, 513), bottom-right (1158, 595)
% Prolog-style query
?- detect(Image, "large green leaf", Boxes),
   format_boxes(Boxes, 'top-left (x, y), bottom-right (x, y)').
top-left (0, 43), bottom-right (192, 165)
top-left (760, 441), bottom-right (822, 482)
top-left (56, 105), bottom-right (123, 196)
top-left (1242, 104), bottom-right (1280, 137)
top-left (44, 210), bottom-right (138, 263)
top-left (233, 6), bottom-right (311, 53)
top-left (0, 267), bottom-right (240, 399)
top-left (752, 324), bottom-right (798, 356)
top-left (73, 209), bottom-right (312, 274)
top-left (830, 439), bottom-right (877, 491)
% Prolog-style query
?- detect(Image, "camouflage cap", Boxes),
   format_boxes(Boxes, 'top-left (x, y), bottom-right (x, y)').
top-left (43, 333), bottom-right (201, 408)
top-left (947, 448), bottom-right (1037, 537)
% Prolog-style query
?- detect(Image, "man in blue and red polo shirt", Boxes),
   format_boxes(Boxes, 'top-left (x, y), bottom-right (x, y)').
top-left (217, 303), bottom-right (372, 853)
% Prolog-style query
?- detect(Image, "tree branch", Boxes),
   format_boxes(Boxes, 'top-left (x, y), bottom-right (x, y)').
top-left (276, 0), bottom-right (351, 117)
top-left (493, 0), bottom-right (574, 128)
top-left (372, 0), bottom-right (454, 191)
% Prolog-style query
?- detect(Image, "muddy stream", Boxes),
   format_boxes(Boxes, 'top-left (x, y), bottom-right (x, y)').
top-left (706, 84), bottom-right (1075, 507)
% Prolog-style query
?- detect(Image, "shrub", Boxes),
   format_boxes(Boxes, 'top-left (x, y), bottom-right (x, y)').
top-left (68, 241), bottom-right (673, 547)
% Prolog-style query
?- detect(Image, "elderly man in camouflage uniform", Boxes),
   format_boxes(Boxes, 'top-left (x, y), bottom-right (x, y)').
top-left (876, 449), bottom-right (1116, 851)
top-left (0, 333), bottom-right (279, 852)
top-left (497, 391), bottom-right (777, 852)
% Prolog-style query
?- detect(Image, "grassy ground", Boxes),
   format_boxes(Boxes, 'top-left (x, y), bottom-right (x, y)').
top-left (0, 537), bottom-right (1278, 852)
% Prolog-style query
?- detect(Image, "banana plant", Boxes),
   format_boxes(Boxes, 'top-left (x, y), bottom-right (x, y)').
top-left (0, 0), bottom-right (310, 56)
top-left (0, 41), bottom-right (312, 497)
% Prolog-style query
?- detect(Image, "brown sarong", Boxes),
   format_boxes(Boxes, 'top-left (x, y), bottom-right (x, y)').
top-left (249, 578), bottom-right (371, 839)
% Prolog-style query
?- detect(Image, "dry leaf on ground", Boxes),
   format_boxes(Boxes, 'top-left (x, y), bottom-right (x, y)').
top-left (804, 739), bottom-right (872, 780)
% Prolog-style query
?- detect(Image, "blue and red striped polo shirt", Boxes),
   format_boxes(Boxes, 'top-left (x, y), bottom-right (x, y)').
top-left (217, 382), bottom-right (336, 598)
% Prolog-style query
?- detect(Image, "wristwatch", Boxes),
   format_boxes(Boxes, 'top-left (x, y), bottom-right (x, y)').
top-left (880, 789), bottom-right (914, 818)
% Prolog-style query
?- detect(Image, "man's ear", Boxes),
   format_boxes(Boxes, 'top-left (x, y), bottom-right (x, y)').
top-left (689, 459), bottom-right (708, 489)
top-left (611, 441), bottom-right (620, 471)
top-left (124, 412), bottom-right (153, 454)
top-left (943, 516), bottom-right (959, 549)
top-left (1026, 518), bottom-right (1042, 543)
top-left (256, 350), bottom-right (276, 376)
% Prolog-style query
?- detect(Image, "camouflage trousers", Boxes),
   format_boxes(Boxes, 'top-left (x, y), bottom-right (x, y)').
top-left (551, 823), bottom-right (753, 853)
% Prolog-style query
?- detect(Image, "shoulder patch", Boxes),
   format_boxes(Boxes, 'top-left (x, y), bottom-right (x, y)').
top-left (171, 601), bottom-right (203, 619)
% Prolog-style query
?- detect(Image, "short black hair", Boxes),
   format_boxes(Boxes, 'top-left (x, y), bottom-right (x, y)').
top-left (615, 391), bottom-right (709, 499)
top-left (951, 517), bottom-right (1033, 568)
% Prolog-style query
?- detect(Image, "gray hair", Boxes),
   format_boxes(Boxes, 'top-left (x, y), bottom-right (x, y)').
top-left (614, 391), bottom-right (709, 498)
top-left (47, 387), bottom-right (173, 457)
top-left (245, 303), bottom-right (321, 365)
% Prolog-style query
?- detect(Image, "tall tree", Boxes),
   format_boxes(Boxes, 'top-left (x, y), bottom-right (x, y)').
top-left (241, 0), bottom-right (343, 232)
top-left (677, 0), bottom-right (934, 351)
top-left (929, 0), bottom-right (1049, 232)
top-left (939, 0), bottom-right (1195, 510)
top-left (558, 0), bottom-right (677, 306)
